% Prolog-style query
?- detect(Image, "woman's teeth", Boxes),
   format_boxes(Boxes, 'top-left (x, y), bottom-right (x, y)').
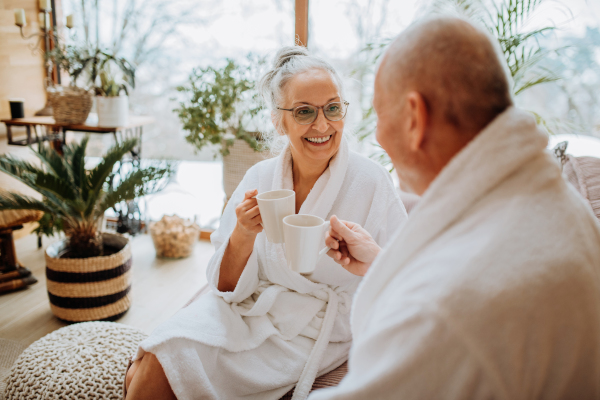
top-left (305, 135), bottom-right (331, 144)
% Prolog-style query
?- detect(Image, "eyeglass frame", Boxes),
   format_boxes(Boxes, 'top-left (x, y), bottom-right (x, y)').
top-left (277, 101), bottom-right (350, 125)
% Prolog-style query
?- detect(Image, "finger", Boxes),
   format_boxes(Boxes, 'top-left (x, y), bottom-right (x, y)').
top-left (325, 233), bottom-right (340, 250)
top-left (244, 189), bottom-right (259, 201)
top-left (245, 204), bottom-right (261, 219)
top-left (327, 248), bottom-right (342, 260)
top-left (330, 215), bottom-right (355, 241)
top-left (239, 198), bottom-right (258, 212)
top-left (250, 213), bottom-right (263, 227)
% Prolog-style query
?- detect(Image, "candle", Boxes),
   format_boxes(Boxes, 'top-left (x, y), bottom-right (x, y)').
top-left (45, 12), bottom-right (50, 30)
top-left (66, 14), bottom-right (74, 29)
top-left (14, 9), bottom-right (26, 27)
top-left (39, 0), bottom-right (51, 11)
top-left (38, 12), bottom-right (45, 28)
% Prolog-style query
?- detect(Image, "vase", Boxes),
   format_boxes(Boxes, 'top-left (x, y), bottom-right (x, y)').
top-left (222, 137), bottom-right (271, 200)
top-left (97, 95), bottom-right (129, 127)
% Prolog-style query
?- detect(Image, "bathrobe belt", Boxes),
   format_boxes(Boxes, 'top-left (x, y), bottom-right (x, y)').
top-left (239, 284), bottom-right (343, 400)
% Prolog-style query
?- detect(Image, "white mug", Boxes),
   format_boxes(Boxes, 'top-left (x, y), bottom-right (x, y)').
top-left (256, 189), bottom-right (295, 243)
top-left (283, 214), bottom-right (331, 274)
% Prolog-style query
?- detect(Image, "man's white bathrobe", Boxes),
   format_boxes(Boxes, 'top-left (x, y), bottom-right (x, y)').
top-left (310, 107), bottom-right (600, 400)
top-left (134, 139), bottom-right (406, 400)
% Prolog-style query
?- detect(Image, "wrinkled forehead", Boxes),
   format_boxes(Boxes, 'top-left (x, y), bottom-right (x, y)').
top-left (284, 68), bottom-right (341, 105)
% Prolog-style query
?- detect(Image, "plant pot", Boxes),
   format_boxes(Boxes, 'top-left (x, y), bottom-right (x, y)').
top-left (45, 232), bottom-right (132, 322)
top-left (51, 87), bottom-right (93, 125)
top-left (97, 95), bottom-right (129, 127)
top-left (222, 138), bottom-right (271, 200)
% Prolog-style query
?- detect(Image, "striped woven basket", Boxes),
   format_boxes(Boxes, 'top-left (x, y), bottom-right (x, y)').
top-left (45, 233), bottom-right (132, 322)
top-left (51, 87), bottom-right (93, 125)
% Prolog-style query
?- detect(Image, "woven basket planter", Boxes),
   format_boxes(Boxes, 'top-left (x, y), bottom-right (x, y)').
top-left (51, 87), bottom-right (93, 125)
top-left (45, 233), bottom-right (132, 322)
top-left (223, 138), bottom-right (271, 200)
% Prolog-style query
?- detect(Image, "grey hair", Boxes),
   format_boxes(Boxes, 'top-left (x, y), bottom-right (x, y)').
top-left (258, 46), bottom-right (345, 153)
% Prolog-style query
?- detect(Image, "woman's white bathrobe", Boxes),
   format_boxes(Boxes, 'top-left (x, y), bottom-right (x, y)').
top-left (135, 139), bottom-right (407, 400)
top-left (309, 107), bottom-right (600, 400)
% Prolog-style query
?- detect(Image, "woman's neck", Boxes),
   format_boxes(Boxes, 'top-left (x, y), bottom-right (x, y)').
top-left (291, 154), bottom-right (330, 213)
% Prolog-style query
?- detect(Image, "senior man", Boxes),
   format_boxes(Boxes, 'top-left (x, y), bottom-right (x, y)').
top-left (309, 16), bottom-right (600, 400)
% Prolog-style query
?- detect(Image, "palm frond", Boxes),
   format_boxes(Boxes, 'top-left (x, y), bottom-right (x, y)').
top-left (98, 163), bottom-right (174, 216)
top-left (86, 138), bottom-right (137, 199)
top-left (0, 192), bottom-right (54, 214)
top-left (63, 136), bottom-right (89, 197)
top-left (35, 142), bottom-right (72, 183)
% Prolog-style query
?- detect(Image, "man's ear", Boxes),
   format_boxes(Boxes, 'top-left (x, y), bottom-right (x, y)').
top-left (405, 91), bottom-right (429, 152)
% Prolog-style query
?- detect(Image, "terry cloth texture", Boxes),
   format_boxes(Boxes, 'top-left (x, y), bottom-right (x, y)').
top-left (134, 138), bottom-right (407, 400)
top-left (309, 107), bottom-right (600, 399)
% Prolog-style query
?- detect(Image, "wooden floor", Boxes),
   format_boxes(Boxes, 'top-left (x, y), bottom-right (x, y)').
top-left (0, 232), bottom-right (213, 346)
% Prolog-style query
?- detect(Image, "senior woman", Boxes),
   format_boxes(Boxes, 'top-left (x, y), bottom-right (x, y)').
top-left (124, 46), bottom-right (407, 400)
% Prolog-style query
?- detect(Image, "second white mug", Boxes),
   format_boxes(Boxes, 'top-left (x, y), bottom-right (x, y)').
top-left (283, 214), bottom-right (331, 274)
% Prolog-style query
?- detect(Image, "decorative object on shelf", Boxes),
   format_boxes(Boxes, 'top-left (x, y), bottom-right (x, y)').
top-left (13, 5), bottom-right (76, 117)
top-left (0, 137), bottom-right (173, 321)
top-left (8, 99), bottom-right (25, 119)
top-left (45, 45), bottom-right (135, 127)
top-left (176, 57), bottom-right (271, 200)
top-left (50, 86), bottom-right (93, 124)
top-left (150, 215), bottom-right (200, 259)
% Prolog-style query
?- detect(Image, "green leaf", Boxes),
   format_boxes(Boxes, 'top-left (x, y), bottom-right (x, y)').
top-left (0, 192), bottom-right (53, 214)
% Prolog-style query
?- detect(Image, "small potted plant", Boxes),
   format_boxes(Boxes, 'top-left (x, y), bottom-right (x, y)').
top-left (175, 57), bottom-right (270, 200)
top-left (48, 45), bottom-right (135, 127)
top-left (95, 61), bottom-right (134, 127)
top-left (0, 138), bottom-right (172, 322)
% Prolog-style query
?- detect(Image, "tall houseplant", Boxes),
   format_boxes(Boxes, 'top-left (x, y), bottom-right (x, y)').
top-left (356, 0), bottom-right (565, 170)
top-left (0, 138), bottom-right (172, 321)
top-left (175, 57), bottom-right (270, 199)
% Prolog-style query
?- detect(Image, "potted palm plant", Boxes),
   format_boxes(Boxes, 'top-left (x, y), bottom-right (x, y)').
top-left (175, 58), bottom-right (270, 200)
top-left (0, 138), bottom-right (172, 322)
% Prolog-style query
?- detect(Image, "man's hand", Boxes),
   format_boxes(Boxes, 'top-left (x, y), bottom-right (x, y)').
top-left (325, 215), bottom-right (381, 276)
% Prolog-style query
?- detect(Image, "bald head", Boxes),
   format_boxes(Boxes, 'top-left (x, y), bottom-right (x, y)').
top-left (380, 16), bottom-right (513, 135)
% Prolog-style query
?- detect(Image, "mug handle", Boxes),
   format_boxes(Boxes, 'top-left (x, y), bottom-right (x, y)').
top-left (318, 221), bottom-right (331, 257)
top-left (251, 194), bottom-right (265, 229)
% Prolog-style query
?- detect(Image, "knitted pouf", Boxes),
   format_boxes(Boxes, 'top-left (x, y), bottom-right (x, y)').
top-left (5, 322), bottom-right (147, 400)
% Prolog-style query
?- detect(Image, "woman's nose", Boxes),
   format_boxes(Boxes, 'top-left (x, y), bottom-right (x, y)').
top-left (312, 110), bottom-right (329, 133)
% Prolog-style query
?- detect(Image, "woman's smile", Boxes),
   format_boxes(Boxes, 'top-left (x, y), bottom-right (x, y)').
top-left (304, 133), bottom-right (334, 146)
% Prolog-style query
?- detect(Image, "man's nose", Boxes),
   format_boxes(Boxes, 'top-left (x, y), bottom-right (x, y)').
top-left (312, 110), bottom-right (329, 133)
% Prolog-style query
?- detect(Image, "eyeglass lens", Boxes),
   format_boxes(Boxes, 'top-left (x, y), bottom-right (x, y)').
top-left (293, 102), bottom-right (346, 124)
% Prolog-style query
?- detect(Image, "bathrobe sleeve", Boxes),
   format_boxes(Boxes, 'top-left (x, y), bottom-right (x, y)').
top-left (205, 166), bottom-right (261, 304)
top-left (308, 301), bottom-right (499, 400)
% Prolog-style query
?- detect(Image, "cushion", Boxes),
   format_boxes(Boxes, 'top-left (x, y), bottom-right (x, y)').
top-left (5, 322), bottom-right (147, 400)
top-left (563, 155), bottom-right (600, 221)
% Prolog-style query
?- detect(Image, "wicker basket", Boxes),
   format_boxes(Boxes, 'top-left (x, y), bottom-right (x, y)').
top-left (51, 87), bottom-right (93, 125)
top-left (223, 138), bottom-right (272, 200)
top-left (45, 233), bottom-right (132, 322)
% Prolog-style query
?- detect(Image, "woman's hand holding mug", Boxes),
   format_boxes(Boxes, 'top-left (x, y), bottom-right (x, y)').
top-left (234, 189), bottom-right (264, 240)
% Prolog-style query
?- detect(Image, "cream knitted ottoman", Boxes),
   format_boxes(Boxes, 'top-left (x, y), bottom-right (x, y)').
top-left (5, 322), bottom-right (147, 400)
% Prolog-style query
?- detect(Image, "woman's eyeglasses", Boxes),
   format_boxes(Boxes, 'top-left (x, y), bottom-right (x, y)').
top-left (277, 101), bottom-right (349, 125)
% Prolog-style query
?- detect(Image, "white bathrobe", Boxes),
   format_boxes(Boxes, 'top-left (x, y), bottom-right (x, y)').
top-left (135, 139), bottom-right (406, 400)
top-left (310, 107), bottom-right (600, 400)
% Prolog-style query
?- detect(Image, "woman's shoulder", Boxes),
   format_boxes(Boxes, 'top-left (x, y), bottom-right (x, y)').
top-left (346, 150), bottom-right (393, 183)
